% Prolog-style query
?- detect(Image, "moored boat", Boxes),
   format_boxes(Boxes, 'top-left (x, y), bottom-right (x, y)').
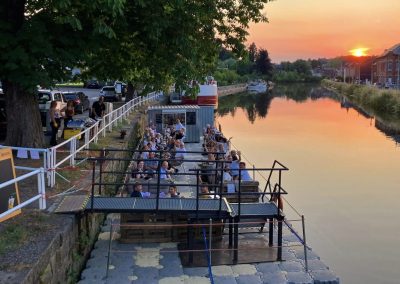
top-left (247, 79), bottom-right (268, 93)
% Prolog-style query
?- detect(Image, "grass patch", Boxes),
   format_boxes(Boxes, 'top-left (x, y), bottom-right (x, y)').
top-left (0, 224), bottom-right (29, 255)
top-left (56, 82), bottom-right (84, 88)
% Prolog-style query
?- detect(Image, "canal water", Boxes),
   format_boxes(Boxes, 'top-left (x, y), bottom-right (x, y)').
top-left (216, 84), bottom-right (400, 284)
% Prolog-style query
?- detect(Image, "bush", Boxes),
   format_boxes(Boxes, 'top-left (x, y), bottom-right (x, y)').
top-left (322, 79), bottom-right (400, 118)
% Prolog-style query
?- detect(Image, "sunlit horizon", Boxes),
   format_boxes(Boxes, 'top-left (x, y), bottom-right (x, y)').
top-left (349, 47), bottom-right (369, 57)
top-left (247, 0), bottom-right (400, 62)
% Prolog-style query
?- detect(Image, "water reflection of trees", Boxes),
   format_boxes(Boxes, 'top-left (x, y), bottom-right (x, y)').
top-left (273, 83), bottom-right (339, 102)
top-left (217, 92), bottom-right (272, 123)
top-left (217, 83), bottom-right (338, 123)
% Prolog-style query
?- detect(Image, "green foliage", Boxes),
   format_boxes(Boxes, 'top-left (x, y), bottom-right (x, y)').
top-left (0, 0), bottom-right (271, 146)
top-left (273, 59), bottom-right (320, 83)
top-left (214, 69), bottom-right (242, 86)
top-left (322, 80), bottom-right (400, 118)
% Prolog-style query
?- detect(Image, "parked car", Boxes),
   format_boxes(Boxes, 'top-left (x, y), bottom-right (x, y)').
top-left (100, 86), bottom-right (119, 102)
top-left (63, 91), bottom-right (90, 114)
top-left (84, 80), bottom-right (104, 89)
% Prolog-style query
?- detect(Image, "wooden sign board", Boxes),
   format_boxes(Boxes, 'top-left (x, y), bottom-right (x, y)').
top-left (0, 148), bottom-right (21, 222)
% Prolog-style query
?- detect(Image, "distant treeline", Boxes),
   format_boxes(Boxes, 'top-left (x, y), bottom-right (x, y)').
top-left (322, 80), bottom-right (400, 118)
top-left (215, 43), bottom-right (321, 85)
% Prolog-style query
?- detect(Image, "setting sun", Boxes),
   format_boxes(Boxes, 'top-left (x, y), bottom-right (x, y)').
top-left (350, 47), bottom-right (369, 57)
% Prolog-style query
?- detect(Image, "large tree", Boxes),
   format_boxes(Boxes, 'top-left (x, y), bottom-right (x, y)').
top-left (0, 0), bottom-right (124, 147)
top-left (255, 48), bottom-right (273, 76)
top-left (1, 0), bottom-right (270, 147)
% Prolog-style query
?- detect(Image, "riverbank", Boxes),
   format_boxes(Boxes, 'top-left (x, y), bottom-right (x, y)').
top-left (218, 84), bottom-right (247, 97)
top-left (322, 79), bottom-right (400, 119)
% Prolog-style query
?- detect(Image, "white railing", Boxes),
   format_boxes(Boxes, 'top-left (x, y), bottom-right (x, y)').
top-left (0, 146), bottom-right (51, 185)
top-left (48, 92), bottom-right (162, 186)
top-left (0, 167), bottom-right (46, 220)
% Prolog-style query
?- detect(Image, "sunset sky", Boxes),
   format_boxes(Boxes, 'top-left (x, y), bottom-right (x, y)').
top-left (247, 0), bottom-right (400, 62)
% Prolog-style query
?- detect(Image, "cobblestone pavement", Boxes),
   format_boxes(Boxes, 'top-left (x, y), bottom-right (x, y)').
top-left (79, 214), bottom-right (339, 284)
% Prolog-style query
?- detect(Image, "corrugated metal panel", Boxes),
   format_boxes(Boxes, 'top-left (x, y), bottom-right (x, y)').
top-left (198, 106), bottom-right (215, 131)
top-left (148, 105), bottom-right (200, 111)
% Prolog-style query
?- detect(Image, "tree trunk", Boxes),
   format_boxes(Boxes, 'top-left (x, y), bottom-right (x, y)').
top-left (126, 81), bottom-right (136, 102)
top-left (4, 81), bottom-right (45, 147)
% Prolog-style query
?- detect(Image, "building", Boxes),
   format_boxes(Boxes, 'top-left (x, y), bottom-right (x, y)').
top-left (342, 56), bottom-right (374, 84)
top-left (371, 43), bottom-right (400, 88)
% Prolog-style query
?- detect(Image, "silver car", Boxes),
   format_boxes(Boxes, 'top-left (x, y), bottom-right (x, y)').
top-left (100, 86), bottom-right (119, 102)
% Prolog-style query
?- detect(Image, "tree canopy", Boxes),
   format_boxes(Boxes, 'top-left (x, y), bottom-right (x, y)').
top-left (0, 0), bottom-right (270, 147)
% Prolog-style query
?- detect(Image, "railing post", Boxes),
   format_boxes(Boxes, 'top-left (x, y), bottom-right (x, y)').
top-left (51, 147), bottom-right (56, 187)
top-left (113, 111), bottom-right (118, 127)
top-left (38, 167), bottom-right (46, 209)
top-left (302, 215), bottom-right (308, 272)
top-left (46, 149), bottom-right (51, 186)
top-left (94, 123), bottom-right (99, 143)
top-left (70, 137), bottom-right (76, 166)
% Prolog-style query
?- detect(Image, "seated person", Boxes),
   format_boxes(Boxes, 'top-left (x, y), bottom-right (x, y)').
top-left (168, 185), bottom-right (181, 198)
top-left (174, 127), bottom-right (185, 140)
top-left (199, 183), bottom-right (219, 199)
top-left (230, 151), bottom-right (241, 180)
top-left (175, 119), bottom-right (184, 131)
top-left (159, 160), bottom-right (174, 180)
top-left (199, 184), bottom-right (212, 199)
top-left (131, 160), bottom-right (147, 179)
top-left (239, 161), bottom-right (252, 181)
top-left (140, 145), bottom-right (150, 160)
top-left (144, 152), bottom-right (158, 173)
top-left (171, 141), bottom-right (186, 167)
top-left (223, 165), bottom-right (233, 182)
top-left (130, 183), bottom-right (150, 198)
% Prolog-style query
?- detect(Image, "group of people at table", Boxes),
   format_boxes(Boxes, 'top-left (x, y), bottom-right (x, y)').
top-left (128, 120), bottom-right (253, 199)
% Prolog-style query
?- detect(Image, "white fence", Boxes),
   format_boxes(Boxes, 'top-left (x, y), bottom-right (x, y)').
top-left (0, 92), bottom-right (162, 189)
top-left (0, 167), bottom-right (46, 220)
top-left (48, 92), bottom-right (162, 186)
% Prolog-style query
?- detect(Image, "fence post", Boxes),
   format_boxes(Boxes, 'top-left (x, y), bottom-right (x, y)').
top-left (85, 127), bottom-right (90, 145)
top-left (113, 111), bottom-right (117, 128)
top-left (51, 147), bottom-right (56, 187)
top-left (46, 149), bottom-right (51, 187)
top-left (94, 123), bottom-right (99, 143)
top-left (39, 167), bottom-right (46, 209)
top-left (70, 137), bottom-right (76, 166)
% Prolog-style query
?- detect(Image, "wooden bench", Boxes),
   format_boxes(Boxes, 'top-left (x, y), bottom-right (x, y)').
top-left (221, 180), bottom-right (260, 203)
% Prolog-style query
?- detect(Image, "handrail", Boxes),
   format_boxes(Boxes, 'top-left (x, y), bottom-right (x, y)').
top-left (0, 167), bottom-right (46, 220)
top-left (48, 91), bottom-right (161, 187)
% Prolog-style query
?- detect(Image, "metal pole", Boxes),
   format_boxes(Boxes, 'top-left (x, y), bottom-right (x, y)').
top-left (99, 149), bottom-right (105, 195)
top-left (209, 218), bottom-right (212, 265)
top-left (252, 165), bottom-right (255, 181)
top-left (106, 222), bottom-right (113, 279)
top-left (196, 170), bottom-right (199, 220)
top-left (302, 215), bottom-right (308, 272)
top-left (91, 161), bottom-right (96, 211)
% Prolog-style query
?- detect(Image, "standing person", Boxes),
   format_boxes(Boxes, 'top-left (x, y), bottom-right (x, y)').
top-left (90, 96), bottom-right (105, 119)
top-left (49, 101), bottom-right (61, 146)
top-left (63, 100), bottom-right (75, 136)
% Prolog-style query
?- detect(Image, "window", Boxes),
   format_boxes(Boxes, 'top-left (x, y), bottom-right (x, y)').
top-left (37, 93), bottom-right (50, 104)
top-left (54, 93), bottom-right (62, 102)
top-left (387, 61), bottom-right (392, 72)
